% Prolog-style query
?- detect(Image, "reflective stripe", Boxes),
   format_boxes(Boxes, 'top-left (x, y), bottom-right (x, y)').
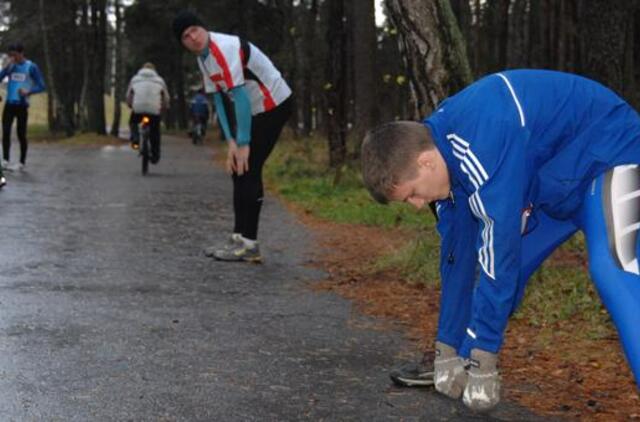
top-left (607, 164), bottom-right (640, 274)
top-left (467, 328), bottom-right (477, 339)
top-left (496, 73), bottom-right (525, 127)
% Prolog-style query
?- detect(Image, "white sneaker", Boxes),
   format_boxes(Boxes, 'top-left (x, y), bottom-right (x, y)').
top-left (1, 160), bottom-right (10, 171)
top-left (10, 162), bottom-right (24, 172)
top-left (0, 176), bottom-right (6, 188)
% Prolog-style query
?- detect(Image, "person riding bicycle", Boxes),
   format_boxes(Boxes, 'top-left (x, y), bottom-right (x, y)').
top-left (189, 89), bottom-right (210, 140)
top-left (126, 62), bottom-right (169, 164)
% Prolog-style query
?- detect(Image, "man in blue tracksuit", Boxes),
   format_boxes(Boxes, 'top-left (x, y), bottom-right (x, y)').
top-left (361, 70), bottom-right (640, 411)
top-left (0, 43), bottom-right (46, 173)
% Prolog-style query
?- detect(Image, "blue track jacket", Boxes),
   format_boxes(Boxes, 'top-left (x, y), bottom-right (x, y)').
top-left (424, 70), bottom-right (640, 356)
top-left (0, 60), bottom-right (46, 106)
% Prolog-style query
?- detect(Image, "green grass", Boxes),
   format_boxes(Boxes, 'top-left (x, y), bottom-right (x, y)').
top-left (56, 133), bottom-right (124, 146)
top-left (265, 135), bottom-right (432, 229)
top-left (266, 134), bottom-right (613, 338)
top-left (373, 235), bottom-right (442, 284)
top-left (27, 124), bottom-right (53, 140)
top-left (0, 87), bottom-right (130, 136)
top-left (513, 233), bottom-right (613, 338)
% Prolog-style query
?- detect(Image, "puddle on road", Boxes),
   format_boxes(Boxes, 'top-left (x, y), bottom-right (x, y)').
top-left (101, 145), bottom-right (133, 153)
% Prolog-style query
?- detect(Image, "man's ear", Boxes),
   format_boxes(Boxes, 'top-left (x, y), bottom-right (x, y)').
top-left (416, 150), bottom-right (434, 170)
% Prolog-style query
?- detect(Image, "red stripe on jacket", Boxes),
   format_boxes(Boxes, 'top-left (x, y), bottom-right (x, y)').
top-left (240, 45), bottom-right (276, 111)
top-left (208, 40), bottom-right (234, 89)
top-left (258, 83), bottom-right (276, 111)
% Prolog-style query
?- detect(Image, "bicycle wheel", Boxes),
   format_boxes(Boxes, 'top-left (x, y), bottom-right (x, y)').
top-left (141, 134), bottom-right (149, 175)
top-left (192, 124), bottom-right (202, 145)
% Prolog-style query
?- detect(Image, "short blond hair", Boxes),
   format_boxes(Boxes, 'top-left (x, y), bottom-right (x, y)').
top-left (143, 62), bottom-right (156, 70)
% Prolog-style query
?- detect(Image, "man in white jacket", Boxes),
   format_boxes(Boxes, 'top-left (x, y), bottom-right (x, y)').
top-left (126, 62), bottom-right (169, 164)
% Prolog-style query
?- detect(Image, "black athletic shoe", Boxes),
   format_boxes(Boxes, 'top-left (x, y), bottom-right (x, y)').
top-left (389, 350), bottom-right (435, 387)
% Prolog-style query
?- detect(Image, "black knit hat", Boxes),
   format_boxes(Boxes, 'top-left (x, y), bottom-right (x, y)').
top-left (172, 10), bottom-right (204, 43)
top-left (7, 43), bottom-right (24, 53)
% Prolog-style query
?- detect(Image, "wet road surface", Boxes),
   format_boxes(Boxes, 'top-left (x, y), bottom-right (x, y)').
top-left (0, 138), bottom-right (552, 421)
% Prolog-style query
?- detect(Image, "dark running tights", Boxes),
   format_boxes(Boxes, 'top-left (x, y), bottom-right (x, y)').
top-left (2, 103), bottom-right (29, 164)
top-left (232, 98), bottom-right (292, 240)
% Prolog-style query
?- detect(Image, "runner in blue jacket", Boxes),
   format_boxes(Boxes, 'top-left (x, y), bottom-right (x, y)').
top-left (0, 43), bottom-right (45, 173)
top-left (361, 69), bottom-right (640, 411)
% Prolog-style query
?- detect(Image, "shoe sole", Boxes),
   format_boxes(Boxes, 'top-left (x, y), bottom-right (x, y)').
top-left (389, 371), bottom-right (435, 387)
top-left (211, 255), bottom-right (263, 263)
top-left (205, 248), bottom-right (263, 263)
top-left (242, 256), bottom-right (263, 264)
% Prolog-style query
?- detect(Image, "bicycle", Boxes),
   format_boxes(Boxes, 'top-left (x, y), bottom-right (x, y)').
top-left (192, 121), bottom-right (203, 145)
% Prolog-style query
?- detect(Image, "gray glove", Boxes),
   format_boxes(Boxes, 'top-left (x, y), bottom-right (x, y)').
top-left (463, 348), bottom-right (500, 412)
top-left (434, 341), bottom-right (468, 399)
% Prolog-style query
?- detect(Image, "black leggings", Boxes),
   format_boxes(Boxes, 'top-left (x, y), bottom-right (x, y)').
top-left (232, 98), bottom-right (292, 240)
top-left (2, 103), bottom-right (28, 164)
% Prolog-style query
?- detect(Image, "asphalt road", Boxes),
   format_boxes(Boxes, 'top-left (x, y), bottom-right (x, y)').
top-left (0, 137), bottom-right (552, 421)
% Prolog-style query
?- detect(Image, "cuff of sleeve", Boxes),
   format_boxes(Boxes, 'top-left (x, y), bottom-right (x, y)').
top-left (436, 333), bottom-right (464, 352)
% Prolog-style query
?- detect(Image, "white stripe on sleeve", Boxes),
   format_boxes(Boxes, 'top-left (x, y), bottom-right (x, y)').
top-left (460, 162), bottom-right (480, 190)
top-left (447, 133), bottom-right (489, 188)
top-left (496, 73), bottom-right (526, 127)
top-left (469, 192), bottom-right (496, 279)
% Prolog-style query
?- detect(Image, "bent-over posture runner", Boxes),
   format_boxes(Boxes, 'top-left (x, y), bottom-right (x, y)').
top-left (361, 69), bottom-right (640, 411)
top-left (173, 10), bottom-right (292, 263)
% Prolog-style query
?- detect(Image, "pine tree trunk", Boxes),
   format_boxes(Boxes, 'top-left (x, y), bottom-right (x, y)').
top-left (528, 0), bottom-right (543, 67)
top-left (110, 0), bottom-right (123, 137)
top-left (556, 0), bottom-right (566, 70)
top-left (38, 0), bottom-right (73, 136)
top-left (507, 0), bottom-right (528, 68)
top-left (472, 0), bottom-right (482, 74)
top-left (581, 0), bottom-right (632, 94)
top-left (384, 0), bottom-right (473, 118)
top-left (86, 0), bottom-right (107, 135)
top-left (450, 0), bottom-right (472, 49)
top-left (622, 3), bottom-right (637, 108)
top-left (301, 0), bottom-right (319, 136)
top-left (325, 0), bottom-right (348, 169)
top-left (280, 0), bottom-right (300, 137)
top-left (78, 1), bottom-right (90, 130)
top-left (351, 0), bottom-right (379, 150)
top-left (486, 0), bottom-right (510, 71)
